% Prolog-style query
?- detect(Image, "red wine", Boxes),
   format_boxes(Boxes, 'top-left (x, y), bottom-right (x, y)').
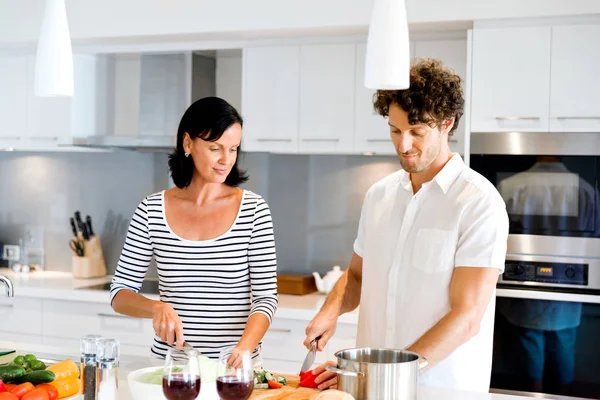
top-left (162, 373), bottom-right (201, 400)
top-left (216, 375), bottom-right (254, 400)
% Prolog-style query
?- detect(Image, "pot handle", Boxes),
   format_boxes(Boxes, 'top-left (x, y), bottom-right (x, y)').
top-left (418, 357), bottom-right (428, 370)
top-left (325, 365), bottom-right (365, 378)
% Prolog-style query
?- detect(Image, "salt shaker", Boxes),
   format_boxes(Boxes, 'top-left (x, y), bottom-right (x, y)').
top-left (81, 334), bottom-right (102, 400)
top-left (96, 338), bottom-right (120, 400)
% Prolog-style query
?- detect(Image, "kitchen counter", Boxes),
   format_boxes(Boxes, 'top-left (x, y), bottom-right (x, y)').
top-left (0, 340), bottom-right (537, 400)
top-left (0, 270), bottom-right (359, 324)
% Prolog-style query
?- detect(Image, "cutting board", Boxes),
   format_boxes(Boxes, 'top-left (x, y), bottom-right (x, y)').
top-left (249, 373), bottom-right (320, 399)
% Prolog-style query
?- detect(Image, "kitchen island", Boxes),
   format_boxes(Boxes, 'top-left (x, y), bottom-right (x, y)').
top-left (1, 341), bottom-right (543, 400)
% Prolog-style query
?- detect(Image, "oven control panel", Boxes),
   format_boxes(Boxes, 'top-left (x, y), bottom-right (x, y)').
top-left (502, 261), bottom-right (589, 286)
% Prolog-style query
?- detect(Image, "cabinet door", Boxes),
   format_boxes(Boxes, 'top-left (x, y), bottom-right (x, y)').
top-left (0, 54), bottom-right (28, 141)
top-left (298, 44), bottom-right (355, 154)
top-left (550, 24), bottom-right (600, 132)
top-left (242, 46), bottom-right (300, 153)
top-left (414, 39), bottom-right (467, 154)
top-left (0, 297), bottom-right (43, 335)
top-left (471, 26), bottom-right (551, 132)
top-left (26, 54), bottom-right (72, 144)
top-left (353, 43), bottom-right (394, 155)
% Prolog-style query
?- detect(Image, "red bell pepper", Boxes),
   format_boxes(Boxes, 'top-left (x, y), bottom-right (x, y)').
top-left (299, 369), bottom-right (319, 389)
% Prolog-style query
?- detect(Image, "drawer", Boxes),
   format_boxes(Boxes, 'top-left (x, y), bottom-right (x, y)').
top-left (0, 332), bottom-right (43, 345)
top-left (261, 318), bottom-right (327, 365)
top-left (0, 297), bottom-right (43, 335)
top-left (42, 299), bottom-right (155, 348)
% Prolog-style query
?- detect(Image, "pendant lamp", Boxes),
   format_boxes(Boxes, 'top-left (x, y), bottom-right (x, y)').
top-left (34, 0), bottom-right (74, 97)
top-left (364, 0), bottom-right (410, 90)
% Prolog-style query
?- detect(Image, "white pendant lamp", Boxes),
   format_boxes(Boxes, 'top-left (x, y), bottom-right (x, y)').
top-left (364, 0), bottom-right (410, 90)
top-left (34, 0), bottom-right (74, 97)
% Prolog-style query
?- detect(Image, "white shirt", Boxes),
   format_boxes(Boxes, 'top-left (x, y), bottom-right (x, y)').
top-left (353, 154), bottom-right (509, 393)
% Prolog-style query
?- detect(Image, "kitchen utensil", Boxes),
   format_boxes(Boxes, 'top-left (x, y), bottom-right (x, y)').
top-left (69, 217), bottom-right (79, 237)
top-left (70, 238), bottom-right (85, 257)
top-left (86, 215), bottom-right (95, 237)
top-left (300, 335), bottom-right (322, 374)
top-left (74, 211), bottom-right (90, 240)
top-left (326, 348), bottom-right (427, 400)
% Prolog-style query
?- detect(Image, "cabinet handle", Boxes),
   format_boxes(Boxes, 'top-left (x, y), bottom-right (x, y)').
top-left (555, 116), bottom-right (600, 120)
top-left (0, 304), bottom-right (14, 309)
top-left (256, 138), bottom-right (293, 142)
top-left (449, 139), bottom-right (458, 143)
top-left (0, 137), bottom-right (20, 140)
top-left (28, 137), bottom-right (59, 141)
top-left (301, 138), bottom-right (340, 142)
top-left (366, 139), bottom-right (390, 143)
top-left (495, 117), bottom-right (540, 121)
top-left (268, 328), bottom-right (291, 333)
top-left (97, 312), bottom-right (133, 320)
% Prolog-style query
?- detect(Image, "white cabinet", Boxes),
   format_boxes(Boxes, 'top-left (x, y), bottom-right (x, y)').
top-left (414, 39), bottom-right (468, 154)
top-left (299, 44), bottom-right (355, 154)
top-left (0, 297), bottom-right (43, 336)
top-left (470, 26), bottom-right (551, 132)
top-left (0, 54), bottom-right (28, 145)
top-left (326, 322), bottom-right (357, 362)
top-left (242, 46), bottom-right (300, 153)
top-left (353, 43), bottom-right (394, 155)
top-left (550, 24), bottom-right (600, 132)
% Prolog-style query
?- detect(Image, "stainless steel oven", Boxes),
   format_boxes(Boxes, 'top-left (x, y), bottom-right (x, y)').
top-left (470, 132), bottom-right (600, 399)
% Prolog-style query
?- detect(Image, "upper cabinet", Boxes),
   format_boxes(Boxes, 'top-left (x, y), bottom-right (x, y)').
top-left (299, 44), bottom-right (355, 153)
top-left (242, 46), bottom-right (300, 153)
top-left (0, 54), bottom-right (28, 144)
top-left (470, 22), bottom-right (600, 133)
top-left (470, 26), bottom-right (551, 132)
top-left (549, 24), bottom-right (600, 132)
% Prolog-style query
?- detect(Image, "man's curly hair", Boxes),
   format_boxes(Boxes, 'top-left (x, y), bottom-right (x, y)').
top-left (373, 58), bottom-right (464, 136)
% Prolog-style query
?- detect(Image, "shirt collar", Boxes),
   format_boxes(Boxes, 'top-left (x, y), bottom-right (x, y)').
top-left (398, 153), bottom-right (465, 194)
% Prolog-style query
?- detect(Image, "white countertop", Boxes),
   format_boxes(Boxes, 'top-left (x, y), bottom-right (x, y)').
top-left (0, 340), bottom-right (532, 400)
top-left (0, 270), bottom-right (359, 324)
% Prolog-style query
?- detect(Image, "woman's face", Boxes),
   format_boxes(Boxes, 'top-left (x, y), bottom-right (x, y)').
top-left (184, 123), bottom-right (242, 184)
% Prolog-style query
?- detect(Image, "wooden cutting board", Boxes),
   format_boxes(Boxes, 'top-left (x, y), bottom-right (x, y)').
top-left (249, 373), bottom-right (321, 400)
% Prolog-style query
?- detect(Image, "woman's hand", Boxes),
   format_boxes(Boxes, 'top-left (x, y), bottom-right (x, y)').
top-left (152, 301), bottom-right (185, 350)
top-left (312, 361), bottom-right (338, 390)
top-left (226, 346), bottom-right (252, 369)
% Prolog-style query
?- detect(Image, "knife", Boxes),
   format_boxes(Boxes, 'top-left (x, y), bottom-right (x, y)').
top-left (69, 217), bottom-right (79, 238)
top-left (300, 335), bottom-right (322, 374)
top-left (86, 215), bottom-right (95, 237)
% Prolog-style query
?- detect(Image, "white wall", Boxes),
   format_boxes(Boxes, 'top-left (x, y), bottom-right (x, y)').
top-left (1, 0), bottom-right (599, 47)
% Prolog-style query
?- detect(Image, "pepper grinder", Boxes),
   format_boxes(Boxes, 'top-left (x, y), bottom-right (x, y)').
top-left (96, 338), bottom-right (120, 400)
top-left (81, 334), bottom-right (102, 400)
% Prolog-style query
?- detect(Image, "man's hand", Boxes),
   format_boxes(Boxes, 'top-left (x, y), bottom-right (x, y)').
top-left (304, 309), bottom-right (338, 352)
top-left (312, 361), bottom-right (338, 390)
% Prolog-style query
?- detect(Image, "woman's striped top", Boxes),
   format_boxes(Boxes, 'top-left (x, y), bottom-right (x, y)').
top-left (109, 189), bottom-right (278, 359)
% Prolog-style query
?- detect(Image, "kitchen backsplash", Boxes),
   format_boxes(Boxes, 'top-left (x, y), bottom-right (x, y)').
top-left (0, 151), bottom-right (399, 276)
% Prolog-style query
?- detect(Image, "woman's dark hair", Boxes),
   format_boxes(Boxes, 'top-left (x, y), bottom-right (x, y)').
top-left (168, 96), bottom-right (248, 188)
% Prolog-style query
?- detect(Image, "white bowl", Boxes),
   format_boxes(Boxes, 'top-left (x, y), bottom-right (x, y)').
top-left (127, 366), bottom-right (218, 400)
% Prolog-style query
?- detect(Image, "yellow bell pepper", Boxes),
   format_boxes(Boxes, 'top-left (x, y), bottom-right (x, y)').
top-left (46, 359), bottom-right (79, 381)
top-left (48, 376), bottom-right (81, 399)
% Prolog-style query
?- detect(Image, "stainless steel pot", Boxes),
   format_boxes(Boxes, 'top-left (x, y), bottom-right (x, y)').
top-left (326, 348), bottom-right (428, 400)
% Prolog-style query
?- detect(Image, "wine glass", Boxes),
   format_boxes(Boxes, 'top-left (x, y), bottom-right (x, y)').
top-left (216, 346), bottom-right (255, 400)
top-left (162, 348), bottom-right (201, 400)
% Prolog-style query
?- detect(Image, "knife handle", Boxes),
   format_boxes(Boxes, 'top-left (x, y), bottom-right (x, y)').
top-left (69, 217), bottom-right (78, 237)
top-left (86, 215), bottom-right (94, 236)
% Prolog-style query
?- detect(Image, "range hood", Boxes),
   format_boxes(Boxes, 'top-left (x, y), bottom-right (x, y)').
top-left (66, 136), bottom-right (176, 152)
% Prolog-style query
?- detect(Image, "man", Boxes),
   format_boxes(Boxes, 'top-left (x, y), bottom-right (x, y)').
top-left (304, 59), bottom-right (509, 393)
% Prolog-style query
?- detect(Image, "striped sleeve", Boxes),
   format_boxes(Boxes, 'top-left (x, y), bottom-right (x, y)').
top-left (248, 198), bottom-right (278, 322)
top-left (110, 198), bottom-right (154, 305)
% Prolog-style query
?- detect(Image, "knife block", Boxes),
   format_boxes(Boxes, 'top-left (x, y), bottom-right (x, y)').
top-left (72, 236), bottom-right (107, 279)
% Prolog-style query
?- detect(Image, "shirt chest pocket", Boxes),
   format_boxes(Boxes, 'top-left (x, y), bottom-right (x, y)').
top-left (412, 228), bottom-right (457, 273)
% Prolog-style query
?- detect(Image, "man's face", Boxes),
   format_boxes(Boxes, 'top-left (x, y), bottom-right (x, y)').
top-left (388, 104), bottom-right (452, 173)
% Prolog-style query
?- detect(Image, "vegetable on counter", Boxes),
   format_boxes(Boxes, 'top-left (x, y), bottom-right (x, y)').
top-left (0, 379), bottom-right (5, 393)
top-left (253, 370), bottom-right (287, 390)
top-left (299, 369), bottom-right (319, 389)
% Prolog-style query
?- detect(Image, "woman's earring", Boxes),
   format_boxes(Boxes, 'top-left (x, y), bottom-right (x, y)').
top-left (184, 152), bottom-right (190, 158)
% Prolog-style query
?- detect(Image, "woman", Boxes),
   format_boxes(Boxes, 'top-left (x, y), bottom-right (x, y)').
top-left (110, 97), bottom-right (278, 367)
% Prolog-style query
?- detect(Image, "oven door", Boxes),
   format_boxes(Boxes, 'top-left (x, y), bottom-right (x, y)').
top-left (491, 261), bottom-right (600, 399)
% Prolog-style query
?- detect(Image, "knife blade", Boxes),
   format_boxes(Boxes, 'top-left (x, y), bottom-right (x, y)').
top-left (300, 335), bottom-right (322, 374)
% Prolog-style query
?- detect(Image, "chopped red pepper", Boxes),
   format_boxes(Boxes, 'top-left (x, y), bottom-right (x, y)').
top-left (299, 369), bottom-right (319, 389)
top-left (267, 379), bottom-right (283, 389)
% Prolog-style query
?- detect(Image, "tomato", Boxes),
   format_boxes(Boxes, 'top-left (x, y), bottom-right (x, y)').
top-left (0, 392), bottom-right (19, 400)
top-left (267, 379), bottom-right (283, 389)
top-left (3, 386), bottom-right (15, 393)
top-left (34, 385), bottom-right (57, 400)
top-left (21, 389), bottom-right (48, 400)
top-left (10, 382), bottom-right (34, 399)
top-left (0, 380), bottom-right (6, 393)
